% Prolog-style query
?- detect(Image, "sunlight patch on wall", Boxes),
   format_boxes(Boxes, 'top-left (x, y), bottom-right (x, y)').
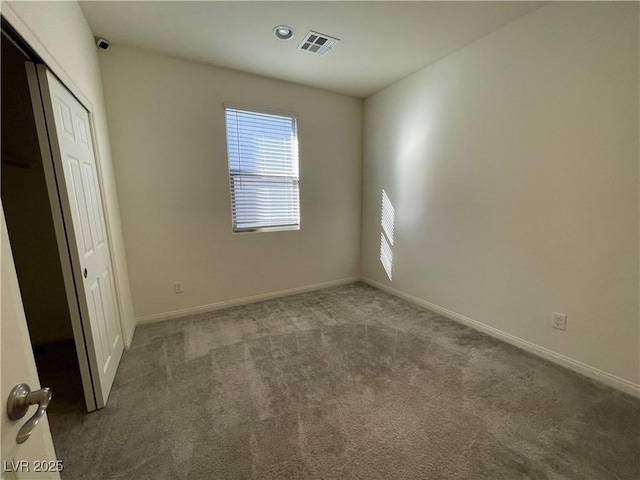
top-left (380, 190), bottom-right (395, 280)
top-left (380, 233), bottom-right (393, 280)
top-left (381, 190), bottom-right (395, 245)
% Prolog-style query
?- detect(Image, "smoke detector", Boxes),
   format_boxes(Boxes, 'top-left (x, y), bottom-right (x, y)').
top-left (297, 31), bottom-right (339, 56)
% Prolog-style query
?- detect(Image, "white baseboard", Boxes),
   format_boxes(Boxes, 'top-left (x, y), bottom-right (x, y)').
top-left (136, 277), bottom-right (360, 325)
top-left (124, 322), bottom-right (136, 350)
top-left (362, 277), bottom-right (640, 398)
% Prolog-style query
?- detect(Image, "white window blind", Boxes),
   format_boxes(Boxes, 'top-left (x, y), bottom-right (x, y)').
top-left (225, 106), bottom-right (300, 232)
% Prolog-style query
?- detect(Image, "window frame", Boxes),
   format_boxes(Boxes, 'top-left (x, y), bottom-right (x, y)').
top-left (223, 103), bottom-right (301, 234)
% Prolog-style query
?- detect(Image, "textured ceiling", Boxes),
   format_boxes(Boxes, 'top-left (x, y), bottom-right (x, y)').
top-left (80, 1), bottom-right (545, 98)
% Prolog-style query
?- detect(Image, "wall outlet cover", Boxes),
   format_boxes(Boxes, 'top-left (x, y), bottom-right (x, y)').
top-left (552, 312), bottom-right (567, 330)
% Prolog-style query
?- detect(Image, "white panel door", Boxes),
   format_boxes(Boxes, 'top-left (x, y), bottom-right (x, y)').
top-left (33, 66), bottom-right (123, 407)
top-left (1, 205), bottom-right (60, 479)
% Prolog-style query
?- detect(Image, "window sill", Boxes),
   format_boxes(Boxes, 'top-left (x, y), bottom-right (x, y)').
top-left (232, 225), bottom-right (300, 234)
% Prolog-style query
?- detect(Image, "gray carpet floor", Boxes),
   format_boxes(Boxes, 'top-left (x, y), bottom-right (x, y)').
top-left (48, 282), bottom-right (640, 479)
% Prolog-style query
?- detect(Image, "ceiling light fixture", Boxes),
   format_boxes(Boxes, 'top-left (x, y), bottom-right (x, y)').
top-left (273, 25), bottom-right (294, 41)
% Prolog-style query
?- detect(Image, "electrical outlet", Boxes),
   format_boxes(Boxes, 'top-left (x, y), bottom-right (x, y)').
top-left (551, 312), bottom-right (567, 330)
top-left (174, 282), bottom-right (183, 294)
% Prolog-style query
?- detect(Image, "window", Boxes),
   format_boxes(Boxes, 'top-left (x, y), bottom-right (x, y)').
top-left (225, 105), bottom-right (300, 232)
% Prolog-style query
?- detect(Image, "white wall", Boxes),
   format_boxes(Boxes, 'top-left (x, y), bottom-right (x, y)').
top-left (362, 3), bottom-right (639, 389)
top-left (98, 46), bottom-right (362, 320)
top-left (2, 1), bottom-right (136, 345)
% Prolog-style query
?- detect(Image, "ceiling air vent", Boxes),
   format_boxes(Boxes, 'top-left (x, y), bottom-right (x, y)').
top-left (297, 31), bottom-right (339, 56)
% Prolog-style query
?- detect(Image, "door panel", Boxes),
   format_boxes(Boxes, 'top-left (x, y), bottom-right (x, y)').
top-left (66, 156), bottom-right (94, 255)
top-left (31, 65), bottom-right (123, 407)
top-left (1, 205), bottom-right (60, 479)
